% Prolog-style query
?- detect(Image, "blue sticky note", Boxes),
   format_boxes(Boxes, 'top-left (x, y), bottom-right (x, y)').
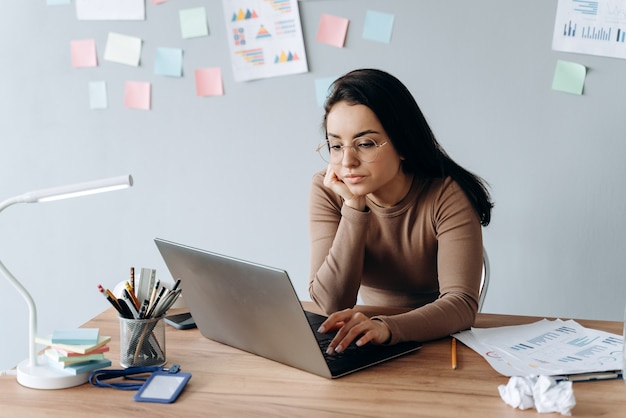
top-left (89, 81), bottom-right (108, 110)
top-left (363, 10), bottom-right (395, 43)
top-left (315, 76), bottom-right (337, 107)
top-left (154, 47), bottom-right (183, 77)
top-left (49, 358), bottom-right (112, 375)
top-left (47, 0), bottom-right (71, 5)
top-left (51, 328), bottom-right (99, 345)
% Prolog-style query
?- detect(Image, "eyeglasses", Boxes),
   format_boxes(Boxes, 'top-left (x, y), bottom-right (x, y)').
top-left (316, 137), bottom-right (388, 163)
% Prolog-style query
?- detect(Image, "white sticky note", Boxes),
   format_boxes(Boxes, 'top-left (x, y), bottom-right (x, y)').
top-left (104, 32), bottom-right (142, 66)
top-left (76, 0), bottom-right (145, 20)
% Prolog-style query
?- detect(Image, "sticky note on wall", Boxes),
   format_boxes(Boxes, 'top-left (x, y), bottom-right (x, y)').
top-left (70, 39), bottom-right (97, 68)
top-left (180, 7), bottom-right (209, 39)
top-left (195, 67), bottom-right (224, 97)
top-left (362, 10), bottom-right (395, 43)
top-left (154, 47), bottom-right (183, 77)
top-left (552, 60), bottom-right (586, 95)
top-left (124, 81), bottom-right (151, 110)
top-left (104, 32), bottom-right (142, 66)
top-left (316, 14), bottom-right (349, 48)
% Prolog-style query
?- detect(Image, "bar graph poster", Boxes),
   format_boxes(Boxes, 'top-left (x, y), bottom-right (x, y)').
top-left (553, 0), bottom-right (626, 59)
top-left (222, 0), bottom-right (308, 81)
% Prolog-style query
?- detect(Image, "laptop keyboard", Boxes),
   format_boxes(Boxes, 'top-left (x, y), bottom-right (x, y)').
top-left (304, 310), bottom-right (423, 376)
top-left (305, 311), bottom-right (364, 362)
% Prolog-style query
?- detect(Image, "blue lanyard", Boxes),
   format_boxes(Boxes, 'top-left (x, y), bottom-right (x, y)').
top-left (89, 364), bottom-right (181, 390)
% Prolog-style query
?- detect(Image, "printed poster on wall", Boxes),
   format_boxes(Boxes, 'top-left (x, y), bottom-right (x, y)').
top-left (552, 0), bottom-right (626, 59)
top-left (222, 0), bottom-right (308, 81)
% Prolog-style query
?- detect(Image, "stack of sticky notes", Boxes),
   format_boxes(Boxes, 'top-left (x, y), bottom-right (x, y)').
top-left (36, 328), bottom-right (112, 375)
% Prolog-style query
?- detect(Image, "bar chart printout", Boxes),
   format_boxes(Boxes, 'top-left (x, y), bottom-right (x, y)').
top-left (553, 0), bottom-right (626, 59)
top-left (452, 319), bottom-right (624, 377)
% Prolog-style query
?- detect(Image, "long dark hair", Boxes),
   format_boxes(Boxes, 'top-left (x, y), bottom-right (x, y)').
top-left (323, 68), bottom-right (493, 226)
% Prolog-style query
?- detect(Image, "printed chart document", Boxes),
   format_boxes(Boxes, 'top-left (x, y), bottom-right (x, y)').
top-left (453, 319), bottom-right (623, 377)
top-left (222, 0), bottom-right (308, 81)
top-left (553, 0), bottom-right (626, 59)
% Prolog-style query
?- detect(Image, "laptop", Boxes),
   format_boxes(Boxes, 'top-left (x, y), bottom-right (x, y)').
top-left (154, 238), bottom-right (422, 378)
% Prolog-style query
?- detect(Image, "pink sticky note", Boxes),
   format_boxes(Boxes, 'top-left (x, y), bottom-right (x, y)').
top-left (70, 39), bottom-right (97, 68)
top-left (195, 68), bottom-right (224, 97)
top-left (124, 81), bottom-right (151, 110)
top-left (316, 14), bottom-right (349, 48)
top-left (151, 0), bottom-right (167, 3)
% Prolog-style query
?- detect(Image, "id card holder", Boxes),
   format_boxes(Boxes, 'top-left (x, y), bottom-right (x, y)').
top-left (133, 370), bottom-right (192, 403)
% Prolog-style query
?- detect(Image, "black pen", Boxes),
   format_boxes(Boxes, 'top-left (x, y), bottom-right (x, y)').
top-left (554, 371), bottom-right (622, 382)
top-left (138, 300), bottom-right (149, 319)
top-left (146, 286), bottom-right (167, 318)
top-left (122, 288), bottom-right (140, 318)
top-left (117, 298), bottom-right (135, 319)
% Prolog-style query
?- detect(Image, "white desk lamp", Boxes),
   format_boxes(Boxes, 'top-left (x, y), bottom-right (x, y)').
top-left (0, 175), bottom-right (133, 389)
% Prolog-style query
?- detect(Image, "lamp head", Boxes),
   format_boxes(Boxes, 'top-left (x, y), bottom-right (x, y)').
top-left (22, 175), bottom-right (133, 203)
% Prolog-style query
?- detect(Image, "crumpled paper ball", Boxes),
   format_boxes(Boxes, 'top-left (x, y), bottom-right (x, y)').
top-left (498, 375), bottom-right (576, 416)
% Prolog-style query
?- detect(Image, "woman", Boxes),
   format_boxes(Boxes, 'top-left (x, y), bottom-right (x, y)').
top-left (309, 69), bottom-right (493, 355)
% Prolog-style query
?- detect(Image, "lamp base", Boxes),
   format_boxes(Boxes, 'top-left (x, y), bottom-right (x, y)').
top-left (16, 355), bottom-right (89, 389)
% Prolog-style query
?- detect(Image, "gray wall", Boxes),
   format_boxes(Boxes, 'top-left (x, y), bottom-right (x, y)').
top-left (1, 1), bottom-right (625, 371)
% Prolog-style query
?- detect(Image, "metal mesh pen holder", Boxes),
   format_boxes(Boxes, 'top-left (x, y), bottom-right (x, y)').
top-left (119, 316), bottom-right (166, 368)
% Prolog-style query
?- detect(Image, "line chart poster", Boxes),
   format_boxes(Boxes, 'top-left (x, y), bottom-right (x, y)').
top-left (553, 0), bottom-right (626, 59)
top-left (222, 0), bottom-right (308, 81)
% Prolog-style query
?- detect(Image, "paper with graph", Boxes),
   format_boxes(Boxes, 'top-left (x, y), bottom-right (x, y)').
top-left (553, 0), bottom-right (626, 59)
top-left (222, 0), bottom-right (308, 81)
top-left (453, 319), bottom-right (623, 376)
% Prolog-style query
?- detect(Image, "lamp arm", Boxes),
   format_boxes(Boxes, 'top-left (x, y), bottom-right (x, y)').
top-left (0, 196), bottom-right (38, 367)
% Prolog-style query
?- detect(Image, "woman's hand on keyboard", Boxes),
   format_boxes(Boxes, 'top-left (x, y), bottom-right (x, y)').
top-left (317, 308), bottom-right (391, 354)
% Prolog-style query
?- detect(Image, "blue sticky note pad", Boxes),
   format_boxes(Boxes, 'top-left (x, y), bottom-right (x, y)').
top-left (363, 10), bottom-right (395, 43)
top-left (315, 76), bottom-right (338, 107)
top-left (154, 47), bottom-right (183, 77)
top-left (134, 371), bottom-right (192, 403)
top-left (51, 328), bottom-right (99, 345)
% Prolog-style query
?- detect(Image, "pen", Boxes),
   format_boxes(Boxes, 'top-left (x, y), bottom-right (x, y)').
top-left (98, 284), bottom-right (125, 317)
top-left (451, 337), bottom-right (457, 370)
top-left (138, 299), bottom-right (149, 319)
top-left (125, 282), bottom-right (142, 310)
top-left (122, 288), bottom-right (140, 318)
top-left (116, 298), bottom-right (135, 319)
top-left (130, 266), bottom-right (135, 292)
top-left (146, 286), bottom-right (167, 319)
top-left (153, 288), bottom-right (181, 318)
top-left (148, 279), bottom-right (160, 311)
top-left (554, 371), bottom-right (622, 382)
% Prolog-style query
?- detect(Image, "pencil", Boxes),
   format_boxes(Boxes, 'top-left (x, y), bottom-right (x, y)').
top-left (451, 337), bottom-right (457, 370)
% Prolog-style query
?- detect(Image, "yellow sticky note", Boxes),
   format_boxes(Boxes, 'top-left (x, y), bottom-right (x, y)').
top-left (552, 60), bottom-right (586, 95)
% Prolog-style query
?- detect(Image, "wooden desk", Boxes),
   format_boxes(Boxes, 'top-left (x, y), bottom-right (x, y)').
top-left (1, 303), bottom-right (624, 417)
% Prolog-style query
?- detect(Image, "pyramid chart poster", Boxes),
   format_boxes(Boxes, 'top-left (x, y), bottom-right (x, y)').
top-left (223, 0), bottom-right (308, 81)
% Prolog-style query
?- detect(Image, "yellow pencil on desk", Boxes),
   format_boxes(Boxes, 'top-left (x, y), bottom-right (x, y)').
top-left (451, 337), bottom-right (457, 370)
